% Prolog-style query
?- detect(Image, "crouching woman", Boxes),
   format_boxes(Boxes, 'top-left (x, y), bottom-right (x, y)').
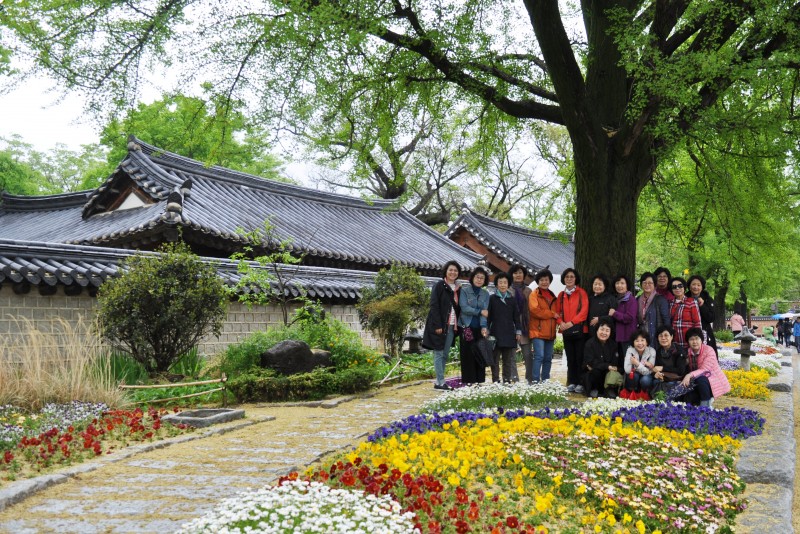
top-left (622, 328), bottom-right (657, 400)
top-left (681, 327), bottom-right (730, 407)
top-left (582, 316), bottom-right (620, 398)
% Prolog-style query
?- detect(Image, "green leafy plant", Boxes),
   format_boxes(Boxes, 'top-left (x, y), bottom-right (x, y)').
top-left (105, 352), bottom-right (149, 385)
top-left (97, 242), bottom-right (228, 374)
top-left (227, 366), bottom-right (377, 403)
top-left (356, 264), bottom-right (428, 358)
top-left (229, 220), bottom-right (315, 326)
top-left (715, 330), bottom-right (734, 343)
top-left (169, 348), bottom-right (205, 378)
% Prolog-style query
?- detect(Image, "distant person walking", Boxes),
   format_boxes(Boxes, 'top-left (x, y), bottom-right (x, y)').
top-left (730, 311), bottom-right (745, 336)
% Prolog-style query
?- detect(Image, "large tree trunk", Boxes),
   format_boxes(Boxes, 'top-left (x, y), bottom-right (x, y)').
top-left (571, 130), bottom-right (654, 283)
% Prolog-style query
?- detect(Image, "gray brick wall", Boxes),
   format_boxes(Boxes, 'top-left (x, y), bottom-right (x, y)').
top-left (0, 287), bottom-right (381, 356)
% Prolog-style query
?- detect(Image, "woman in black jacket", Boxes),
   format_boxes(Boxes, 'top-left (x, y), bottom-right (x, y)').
top-left (488, 272), bottom-right (521, 383)
top-left (422, 261), bottom-right (461, 390)
top-left (582, 316), bottom-right (619, 398)
top-left (652, 325), bottom-right (687, 389)
top-left (587, 274), bottom-right (617, 338)
top-left (687, 275), bottom-right (717, 356)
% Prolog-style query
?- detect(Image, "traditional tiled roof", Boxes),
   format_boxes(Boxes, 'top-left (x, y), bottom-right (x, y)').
top-left (445, 206), bottom-right (574, 275)
top-left (0, 239), bottom-right (437, 302)
top-left (0, 137), bottom-right (481, 275)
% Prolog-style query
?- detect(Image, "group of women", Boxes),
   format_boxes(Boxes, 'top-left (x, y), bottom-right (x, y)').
top-left (422, 261), bottom-right (729, 406)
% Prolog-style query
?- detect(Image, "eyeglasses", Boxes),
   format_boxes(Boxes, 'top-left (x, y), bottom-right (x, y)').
top-left (671, 284), bottom-right (684, 290)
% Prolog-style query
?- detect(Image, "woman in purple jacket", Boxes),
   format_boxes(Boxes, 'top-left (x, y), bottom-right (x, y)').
top-left (612, 274), bottom-right (638, 368)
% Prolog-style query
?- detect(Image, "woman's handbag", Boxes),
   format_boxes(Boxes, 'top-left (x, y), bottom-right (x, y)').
top-left (562, 322), bottom-right (585, 338)
top-left (462, 327), bottom-right (474, 342)
top-left (665, 378), bottom-right (696, 401)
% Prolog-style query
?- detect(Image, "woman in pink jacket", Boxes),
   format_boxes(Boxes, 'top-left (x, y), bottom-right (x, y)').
top-left (681, 327), bottom-right (730, 407)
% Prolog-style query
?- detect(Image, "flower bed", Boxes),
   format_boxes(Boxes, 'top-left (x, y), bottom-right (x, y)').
top-left (724, 369), bottom-right (772, 400)
top-left (180, 384), bottom-right (764, 533)
top-left (1, 402), bottom-right (194, 484)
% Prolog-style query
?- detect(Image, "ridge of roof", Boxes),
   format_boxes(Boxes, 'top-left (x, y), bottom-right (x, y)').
top-left (1, 190), bottom-right (91, 212)
top-left (446, 206), bottom-right (573, 242)
top-left (134, 137), bottom-right (398, 210)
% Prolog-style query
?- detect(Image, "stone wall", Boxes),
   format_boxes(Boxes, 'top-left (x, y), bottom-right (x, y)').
top-left (0, 288), bottom-right (380, 357)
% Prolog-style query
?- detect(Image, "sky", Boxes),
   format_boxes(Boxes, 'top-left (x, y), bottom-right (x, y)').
top-left (0, 77), bottom-right (100, 151)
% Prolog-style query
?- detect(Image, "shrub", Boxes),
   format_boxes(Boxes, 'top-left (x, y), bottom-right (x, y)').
top-left (715, 330), bottom-right (734, 342)
top-left (97, 242), bottom-right (228, 374)
top-left (227, 366), bottom-right (378, 403)
top-left (218, 312), bottom-right (378, 379)
top-left (357, 264), bottom-right (428, 358)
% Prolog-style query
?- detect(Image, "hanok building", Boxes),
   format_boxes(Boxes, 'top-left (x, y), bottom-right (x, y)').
top-left (445, 206), bottom-right (575, 284)
top-left (0, 137), bottom-right (481, 353)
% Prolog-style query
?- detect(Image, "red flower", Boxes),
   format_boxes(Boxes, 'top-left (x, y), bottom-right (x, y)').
top-left (3, 450), bottom-right (13, 463)
top-left (340, 471), bottom-right (356, 486)
top-left (427, 521), bottom-right (442, 534)
top-left (455, 519), bottom-right (471, 533)
top-left (506, 516), bottom-right (519, 528)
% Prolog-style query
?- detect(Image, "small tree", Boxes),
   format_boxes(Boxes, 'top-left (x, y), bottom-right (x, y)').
top-left (230, 220), bottom-right (312, 325)
top-left (97, 242), bottom-right (228, 374)
top-left (357, 264), bottom-right (428, 358)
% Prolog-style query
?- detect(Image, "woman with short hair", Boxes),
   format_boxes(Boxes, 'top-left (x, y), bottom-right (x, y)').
top-left (637, 271), bottom-right (670, 345)
top-left (528, 269), bottom-right (558, 383)
top-left (488, 272), bottom-right (521, 382)
top-left (654, 267), bottom-right (674, 302)
top-left (651, 325), bottom-right (687, 392)
top-left (682, 327), bottom-right (730, 407)
top-left (582, 316), bottom-right (620, 398)
top-left (587, 274), bottom-right (616, 338)
top-left (612, 274), bottom-right (638, 367)
top-left (509, 264), bottom-right (534, 383)
top-left (458, 267), bottom-right (491, 384)
top-left (669, 276), bottom-right (702, 350)
top-left (555, 267), bottom-right (589, 394)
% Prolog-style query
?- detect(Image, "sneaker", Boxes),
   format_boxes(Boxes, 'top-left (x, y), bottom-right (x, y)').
top-left (574, 385), bottom-right (585, 394)
top-left (434, 383), bottom-right (453, 391)
top-left (604, 388), bottom-right (618, 399)
top-left (589, 389), bottom-right (599, 399)
top-left (567, 384), bottom-right (576, 393)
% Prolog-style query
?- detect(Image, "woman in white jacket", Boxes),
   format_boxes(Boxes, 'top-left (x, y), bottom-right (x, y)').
top-left (622, 328), bottom-right (657, 400)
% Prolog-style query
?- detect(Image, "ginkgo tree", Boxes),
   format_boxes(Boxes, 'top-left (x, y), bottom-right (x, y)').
top-left (2, 0), bottom-right (799, 278)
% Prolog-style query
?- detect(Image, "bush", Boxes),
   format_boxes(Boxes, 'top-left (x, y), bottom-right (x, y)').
top-left (97, 242), bottom-right (228, 373)
top-left (357, 264), bottom-right (428, 358)
top-left (715, 330), bottom-right (734, 342)
top-left (227, 366), bottom-right (378, 403)
top-left (218, 312), bottom-right (378, 379)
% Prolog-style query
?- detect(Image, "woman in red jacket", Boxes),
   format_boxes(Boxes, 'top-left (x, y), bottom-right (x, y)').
top-left (556, 268), bottom-right (589, 394)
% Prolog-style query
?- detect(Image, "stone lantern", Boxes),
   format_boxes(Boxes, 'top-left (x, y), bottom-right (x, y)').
top-left (404, 327), bottom-right (424, 354)
top-left (733, 326), bottom-right (758, 371)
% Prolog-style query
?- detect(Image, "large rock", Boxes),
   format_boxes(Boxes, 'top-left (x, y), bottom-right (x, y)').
top-left (260, 340), bottom-right (333, 375)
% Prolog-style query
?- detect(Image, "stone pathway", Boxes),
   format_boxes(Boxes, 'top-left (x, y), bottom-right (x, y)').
top-left (0, 356), bottom-right (793, 533)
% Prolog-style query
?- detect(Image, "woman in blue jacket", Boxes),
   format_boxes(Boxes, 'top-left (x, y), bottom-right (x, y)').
top-left (459, 267), bottom-right (490, 384)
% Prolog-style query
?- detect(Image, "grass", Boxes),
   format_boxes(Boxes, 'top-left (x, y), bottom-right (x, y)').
top-left (0, 317), bottom-right (126, 411)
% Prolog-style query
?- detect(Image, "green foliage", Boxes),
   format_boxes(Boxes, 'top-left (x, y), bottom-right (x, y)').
top-left (229, 220), bottom-right (310, 326)
top-left (0, 151), bottom-right (44, 195)
top-left (97, 90), bottom-right (286, 187)
top-left (553, 336), bottom-right (565, 354)
top-left (226, 366), bottom-right (377, 403)
top-left (126, 383), bottom-right (223, 407)
top-left (97, 242), bottom-right (228, 374)
top-left (105, 352), bottom-right (149, 385)
top-left (218, 307), bottom-right (378, 379)
top-left (356, 264), bottom-right (428, 358)
top-left (169, 348), bottom-right (205, 378)
top-left (715, 330), bottom-right (734, 343)
top-left (1, 135), bottom-right (108, 193)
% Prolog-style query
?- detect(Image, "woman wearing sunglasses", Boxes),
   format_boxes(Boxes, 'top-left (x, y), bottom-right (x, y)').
top-left (668, 277), bottom-right (701, 351)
